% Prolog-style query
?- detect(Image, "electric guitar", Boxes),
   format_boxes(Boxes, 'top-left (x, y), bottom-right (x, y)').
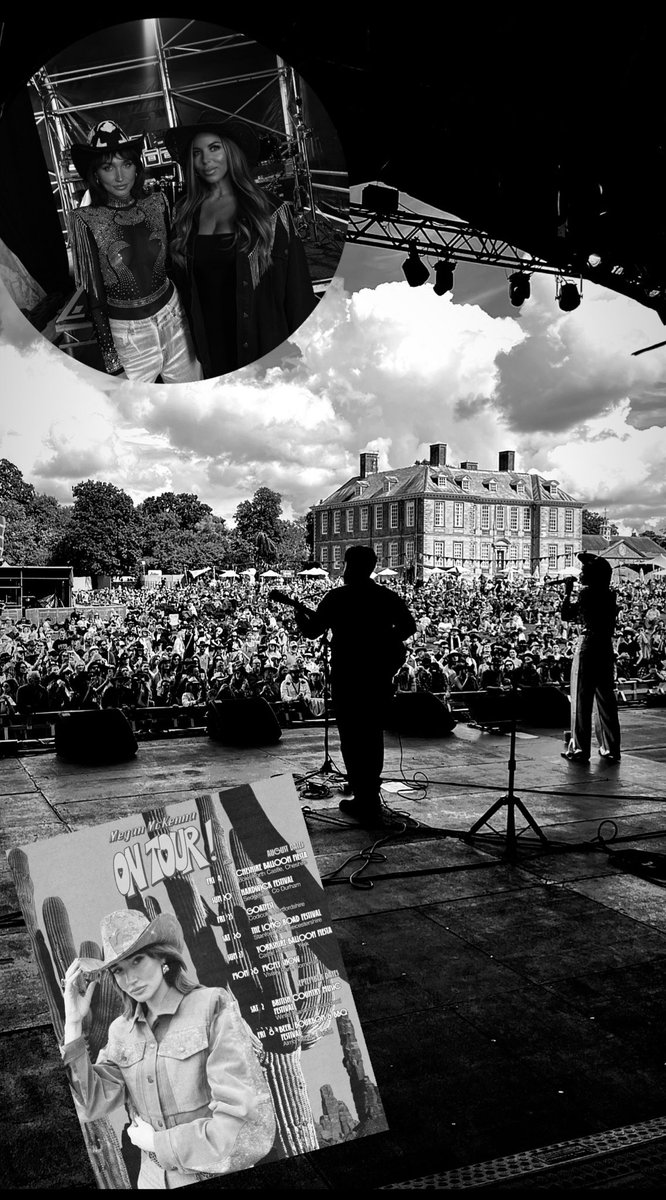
top-left (268, 589), bottom-right (409, 679)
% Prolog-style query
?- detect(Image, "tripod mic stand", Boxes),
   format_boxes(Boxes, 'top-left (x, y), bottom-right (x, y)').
top-left (465, 681), bottom-right (549, 861)
top-left (317, 633), bottom-right (344, 778)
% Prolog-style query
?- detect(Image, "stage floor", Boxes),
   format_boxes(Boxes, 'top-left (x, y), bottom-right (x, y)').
top-left (1, 707), bottom-right (666, 1190)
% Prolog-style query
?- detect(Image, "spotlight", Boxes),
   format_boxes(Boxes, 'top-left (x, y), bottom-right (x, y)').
top-left (558, 281), bottom-right (581, 312)
top-left (402, 245), bottom-right (430, 287)
top-left (508, 271), bottom-right (531, 306)
top-left (433, 259), bottom-right (456, 295)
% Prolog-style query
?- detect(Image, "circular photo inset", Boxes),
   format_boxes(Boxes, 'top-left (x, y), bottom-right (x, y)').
top-left (1, 18), bottom-right (349, 383)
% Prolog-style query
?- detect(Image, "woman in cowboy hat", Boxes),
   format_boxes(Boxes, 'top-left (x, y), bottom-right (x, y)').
top-left (61, 909), bottom-right (275, 1188)
top-left (69, 121), bottom-right (202, 383)
top-left (162, 117), bottom-right (317, 379)
top-left (560, 552), bottom-right (622, 764)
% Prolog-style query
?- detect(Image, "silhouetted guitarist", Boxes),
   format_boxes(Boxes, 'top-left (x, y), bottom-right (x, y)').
top-left (272, 545), bottom-right (416, 828)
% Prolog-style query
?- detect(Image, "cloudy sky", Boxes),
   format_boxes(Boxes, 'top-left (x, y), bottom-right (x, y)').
top-left (2, 186), bottom-right (666, 535)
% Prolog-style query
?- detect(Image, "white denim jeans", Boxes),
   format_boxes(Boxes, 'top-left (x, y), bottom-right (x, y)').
top-left (108, 288), bottom-right (202, 383)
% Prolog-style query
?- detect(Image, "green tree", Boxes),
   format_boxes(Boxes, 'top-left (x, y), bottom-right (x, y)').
top-left (0, 459), bottom-right (70, 565)
top-left (234, 487), bottom-right (283, 545)
top-left (581, 509), bottom-right (618, 536)
top-left (55, 480), bottom-right (141, 576)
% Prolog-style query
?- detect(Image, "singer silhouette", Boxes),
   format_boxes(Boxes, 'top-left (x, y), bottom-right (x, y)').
top-left (561, 553), bottom-right (621, 764)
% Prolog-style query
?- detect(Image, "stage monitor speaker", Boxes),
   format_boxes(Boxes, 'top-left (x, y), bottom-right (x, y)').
top-left (517, 685), bottom-right (571, 727)
top-left (384, 692), bottom-right (456, 737)
top-left (54, 708), bottom-right (138, 765)
top-left (207, 698), bottom-right (282, 747)
top-left (466, 687), bottom-right (570, 729)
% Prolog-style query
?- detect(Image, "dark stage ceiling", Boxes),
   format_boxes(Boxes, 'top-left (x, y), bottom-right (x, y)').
top-left (0, 14), bottom-right (664, 321)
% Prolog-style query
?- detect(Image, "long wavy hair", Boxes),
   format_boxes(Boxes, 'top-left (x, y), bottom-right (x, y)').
top-left (170, 133), bottom-right (274, 272)
top-left (108, 942), bottom-right (200, 1019)
top-left (85, 147), bottom-right (146, 208)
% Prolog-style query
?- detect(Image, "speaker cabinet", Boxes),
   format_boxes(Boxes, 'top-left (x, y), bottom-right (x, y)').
top-left (207, 698), bottom-right (282, 747)
top-left (384, 692), bottom-right (456, 737)
top-left (54, 708), bottom-right (138, 764)
top-left (466, 686), bottom-right (570, 729)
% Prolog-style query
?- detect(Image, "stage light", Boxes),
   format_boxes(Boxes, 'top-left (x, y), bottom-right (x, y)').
top-left (508, 271), bottom-right (531, 306)
top-left (361, 184), bottom-right (400, 215)
top-left (558, 281), bottom-right (581, 312)
top-left (402, 245), bottom-right (430, 287)
top-left (433, 259), bottom-right (456, 295)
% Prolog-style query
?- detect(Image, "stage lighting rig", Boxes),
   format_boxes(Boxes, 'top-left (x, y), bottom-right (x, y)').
top-left (433, 258), bottom-right (456, 295)
top-left (508, 271), bottom-right (531, 306)
top-left (557, 279), bottom-right (581, 312)
top-left (402, 244), bottom-right (430, 286)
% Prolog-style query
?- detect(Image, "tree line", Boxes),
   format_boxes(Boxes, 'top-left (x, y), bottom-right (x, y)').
top-left (0, 459), bottom-right (313, 577)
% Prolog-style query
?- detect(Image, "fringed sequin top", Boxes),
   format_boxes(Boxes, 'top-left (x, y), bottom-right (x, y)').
top-left (69, 192), bottom-right (174, 374)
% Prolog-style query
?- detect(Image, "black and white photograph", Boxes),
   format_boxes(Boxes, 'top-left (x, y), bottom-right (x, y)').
top-left (1, 10), bottom-right (666, 1193)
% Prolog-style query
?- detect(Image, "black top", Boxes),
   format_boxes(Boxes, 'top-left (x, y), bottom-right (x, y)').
top-left (193, 233), bottom-right (237, 377)
top-left (561, 586), bottom-right (617, 639)
top-left (296, 582), bottom-right (416, 683)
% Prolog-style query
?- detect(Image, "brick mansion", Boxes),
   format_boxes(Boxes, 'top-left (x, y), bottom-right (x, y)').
top-left (312, 443), bottom-right (584, 580)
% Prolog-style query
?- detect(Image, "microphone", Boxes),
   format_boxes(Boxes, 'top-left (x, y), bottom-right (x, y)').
top-left (544, 576), bottom-right (576, 588)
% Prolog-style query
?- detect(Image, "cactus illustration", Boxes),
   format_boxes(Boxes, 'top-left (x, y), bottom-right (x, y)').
top-left (80, 1113), bottom-right (131, 1190)
top-left (7, 849), bottom-right (64, 1033)
top-left (141, 805), bottom-right (229, 986)
top-left (78, 938), bottom-right (123, 1064)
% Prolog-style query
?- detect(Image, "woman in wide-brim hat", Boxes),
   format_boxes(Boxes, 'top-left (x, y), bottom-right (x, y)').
top-left (61, 909), bottom-right (275, 1189)
top-left (161, 114), bottom-right (317, 379)
top-left (67, 120), bottom-right (202, 383)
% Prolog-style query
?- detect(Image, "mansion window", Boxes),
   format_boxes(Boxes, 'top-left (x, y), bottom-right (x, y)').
top-left (481, 542), bottom-right (491, 563)
top-left (461, 477), bottom-right (471, 491)
top-left (548, 544), bottom-right (558, 571)
top-left (333, 545), bottom-right (342, 567)
top-left (516, 481), bottom-right (527, 496)
top-left (564, 544), bottom-right (574, 568)
top-left (453, 541), bottom-right (463, 562)
top-left (405, 541), bottom-right (415, 562)
top-left (509, 543), bottom-right (519, 561)
top-left (495, 506), bottom-right (505, 530)
top-left (453, 502), bottom-right (464, 528)
top-left (405, 500), bottom-right (415, 526)
top-left (389, 502), bottom-right (399, 529)
top-left (509, 506), bottom-right (519, 531)
top-left (321, 546), bottom-right (329, 565)
top-left (333, 510), bottom-right (341, 533)
top-left (374, 505), bottom-right (383, 530)
top-left (346, 509), bottom-right (354, 533)
top-left (481, 504), bottom-right (490, 530)
top-left (434, 500), bottom-right (445, 526)
top-left (488, 479), bottom-right (498, 493)
top-left (360, 506), bottom-right (369, 531)
top-left (321, 511), bottom-right (328, 534)
top-left (434, 541), bottom-right (445, 567)
top-left (389, 542), bottom-right (399, 567)
top-left (523, 508), bottom-right (532, 532)
top-left (373, 541), bottom-right (383, 562)
top-left (565, 508), bottom-right (574, 533)
top-left (548, 507), bottom-right (558, 533)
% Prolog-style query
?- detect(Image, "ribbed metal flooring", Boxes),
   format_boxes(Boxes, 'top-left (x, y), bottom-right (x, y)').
top-left (380, 1115), bottom-right (666, 1188)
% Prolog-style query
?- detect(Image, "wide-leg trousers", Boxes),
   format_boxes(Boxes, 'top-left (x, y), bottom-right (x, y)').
top-left (567, 635), bottom-right (621, 759)
top-left (108, 288), bottom-right (203, 383)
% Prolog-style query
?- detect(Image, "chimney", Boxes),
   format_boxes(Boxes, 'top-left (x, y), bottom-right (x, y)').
top-left (498, 450), bottom-right (515, 472)
top-left (460, 460), bottom-right (478, 471)
top-left (429, 443), bottom-right (447, 468)
top-left (359, 451), bottom-right (379, 478)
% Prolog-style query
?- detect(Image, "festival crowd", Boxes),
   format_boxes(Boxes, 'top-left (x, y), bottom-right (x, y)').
top-left (1, 573), bottom-right (665, 723)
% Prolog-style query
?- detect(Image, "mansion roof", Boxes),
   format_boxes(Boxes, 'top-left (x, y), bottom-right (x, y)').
top-left (318, 463), bottom-right (581, 508)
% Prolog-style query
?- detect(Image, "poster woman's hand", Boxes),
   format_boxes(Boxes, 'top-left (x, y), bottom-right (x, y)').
top-left (127, 1116), bottom-right (156, 1153)
top-left (62, 958), bottom-right (98, 1043)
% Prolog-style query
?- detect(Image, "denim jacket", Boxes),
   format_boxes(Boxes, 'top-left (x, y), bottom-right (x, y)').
top-left (62, 985), bottom-right (276, 1180)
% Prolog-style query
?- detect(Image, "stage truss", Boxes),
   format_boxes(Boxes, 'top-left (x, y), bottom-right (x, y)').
top-left (29, 19), bottom-right (347, 252)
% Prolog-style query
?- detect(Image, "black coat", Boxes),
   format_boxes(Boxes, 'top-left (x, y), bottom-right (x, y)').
top-left (175, 198), bottom-right (317, 378)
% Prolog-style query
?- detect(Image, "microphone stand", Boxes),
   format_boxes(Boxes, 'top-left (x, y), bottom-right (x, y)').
top-left (317, 632), bottom-right (343, 777)
top-left (464, 674), bottom-right (550, 861)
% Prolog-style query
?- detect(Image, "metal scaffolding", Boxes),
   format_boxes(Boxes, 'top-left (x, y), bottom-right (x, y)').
top-left (29, 19), bottom-right (332, 246)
